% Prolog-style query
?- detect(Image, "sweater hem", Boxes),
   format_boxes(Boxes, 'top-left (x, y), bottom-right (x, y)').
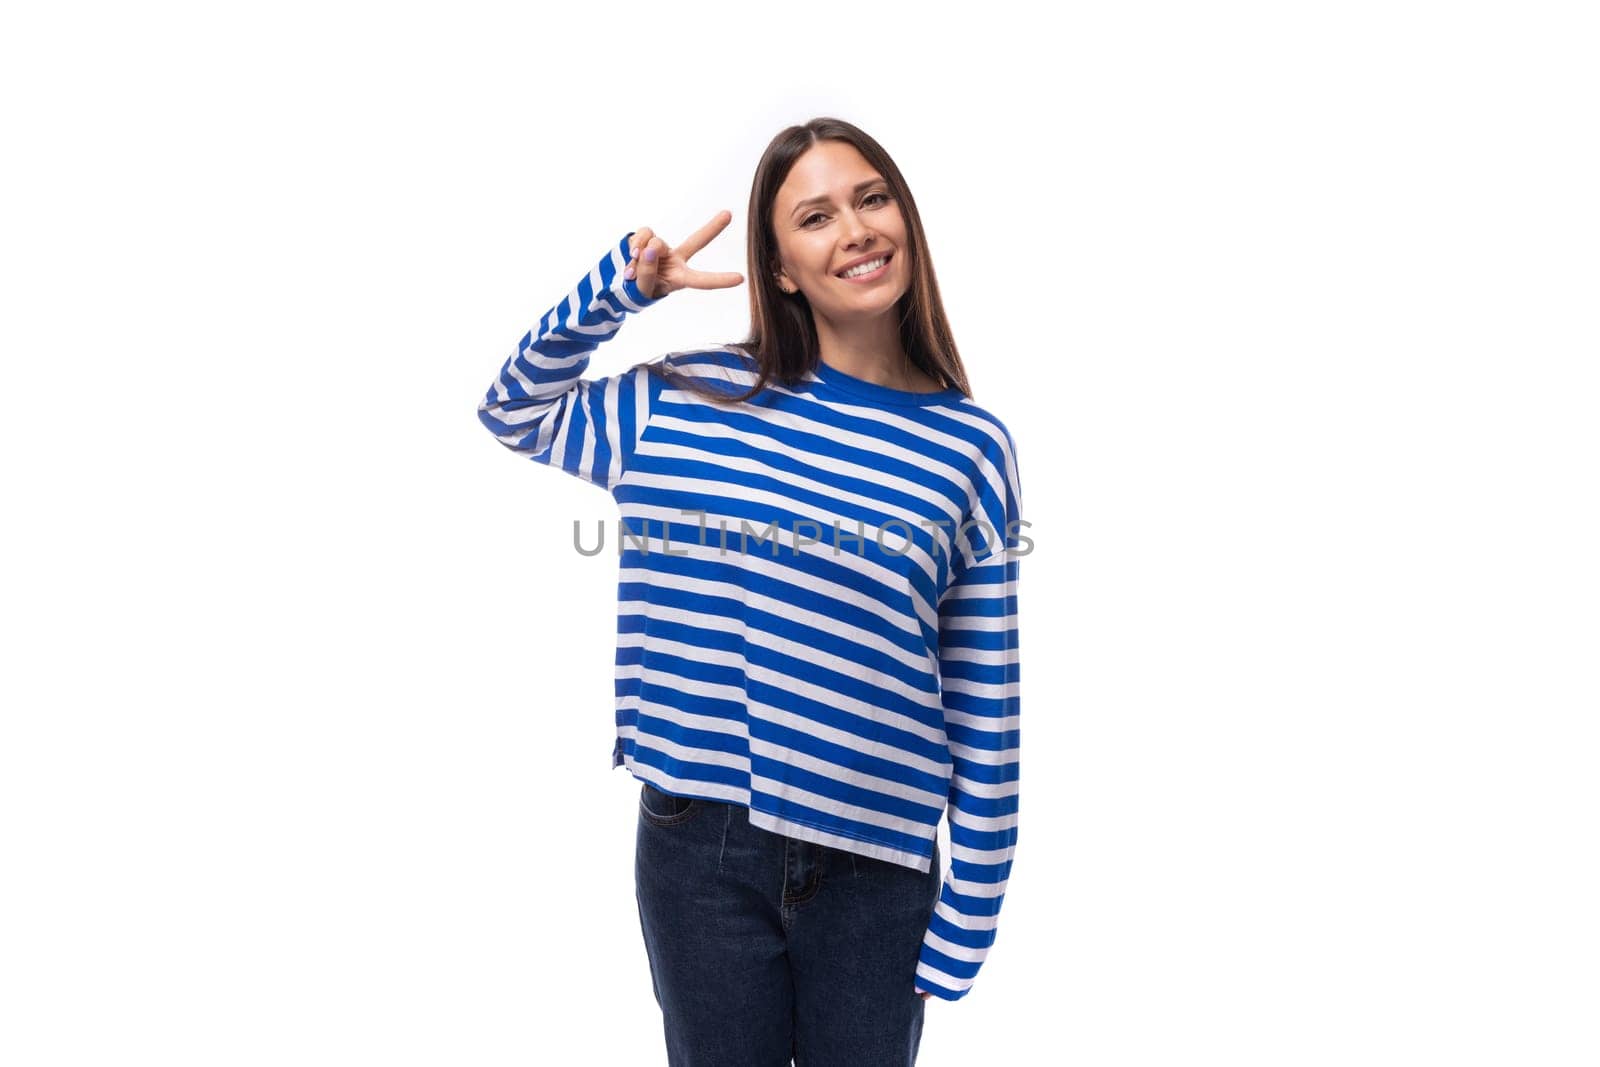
top-left (613, 743), bottom-right (934, 874)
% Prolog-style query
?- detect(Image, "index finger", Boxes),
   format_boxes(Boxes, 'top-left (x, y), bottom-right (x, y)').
top-left (671, 210), bottom-right (735, 262)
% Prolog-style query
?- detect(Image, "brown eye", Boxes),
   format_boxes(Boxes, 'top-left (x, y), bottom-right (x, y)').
top-left (801, 192), bottom-right (891, 228)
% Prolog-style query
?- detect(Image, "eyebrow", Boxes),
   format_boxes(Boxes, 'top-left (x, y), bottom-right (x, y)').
top-left (790, 177), bottom-right (888, 218)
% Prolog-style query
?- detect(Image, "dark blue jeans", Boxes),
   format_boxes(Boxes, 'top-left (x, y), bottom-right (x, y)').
top-left (634, 780), bottom-right (940, 1066)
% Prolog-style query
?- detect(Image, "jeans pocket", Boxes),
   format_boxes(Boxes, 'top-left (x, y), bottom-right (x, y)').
top-left (639, 780), bottom-right (702, 827)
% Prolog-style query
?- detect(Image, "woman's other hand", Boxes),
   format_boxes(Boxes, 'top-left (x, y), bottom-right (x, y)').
top-left (624, 210), bottom-right (745, 300)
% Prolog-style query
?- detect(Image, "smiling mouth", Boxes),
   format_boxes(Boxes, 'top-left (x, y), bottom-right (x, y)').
top-left (836, 252), bottom-right (893, 278)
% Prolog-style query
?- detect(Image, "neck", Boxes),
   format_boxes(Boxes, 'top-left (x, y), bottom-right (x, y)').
top-left (813, 309), bottom-right (916, 389)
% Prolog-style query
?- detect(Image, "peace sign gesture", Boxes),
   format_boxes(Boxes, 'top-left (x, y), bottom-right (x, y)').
top-left (624, 210), bottom-right (745, 300)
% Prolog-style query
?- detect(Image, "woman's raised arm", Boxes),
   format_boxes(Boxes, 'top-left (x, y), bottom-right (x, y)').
top-left (475, 215), bottom-right (744, 492)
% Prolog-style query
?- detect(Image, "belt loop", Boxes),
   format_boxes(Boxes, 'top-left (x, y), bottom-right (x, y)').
top-left (717, 802), bottom-right (730, 873)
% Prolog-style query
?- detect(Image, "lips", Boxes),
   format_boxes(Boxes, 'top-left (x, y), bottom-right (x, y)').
top-left (835, 251), bottom-right (893, 277)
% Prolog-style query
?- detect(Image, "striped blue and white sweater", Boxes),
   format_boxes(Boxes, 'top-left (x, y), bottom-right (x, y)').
top-left (477, 232), bottom-right (1024, 1002)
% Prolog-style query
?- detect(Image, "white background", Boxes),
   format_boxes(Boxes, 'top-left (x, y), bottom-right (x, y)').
top-left (3, 1), bottom-right (1596, 1064)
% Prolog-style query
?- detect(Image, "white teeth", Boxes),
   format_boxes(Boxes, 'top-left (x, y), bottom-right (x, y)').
top-left (839, 255), bottom-right (888, 278)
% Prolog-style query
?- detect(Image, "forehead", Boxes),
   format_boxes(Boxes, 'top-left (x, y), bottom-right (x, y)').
top-left (776, 141), bottom-right (882, 208)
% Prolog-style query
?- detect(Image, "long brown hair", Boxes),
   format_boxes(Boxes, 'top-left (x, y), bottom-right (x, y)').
top-left (646, 116), bottom-right (976, 405)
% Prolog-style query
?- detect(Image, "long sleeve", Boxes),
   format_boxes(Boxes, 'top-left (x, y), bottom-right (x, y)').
top-left (476, 231), bottom-right (668, 491)
top-left (915, 439), bottom-right (1024, 1002)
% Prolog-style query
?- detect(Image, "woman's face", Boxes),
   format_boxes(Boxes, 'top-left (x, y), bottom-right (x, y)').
top-left (771, 140), bottom-right (910, 326)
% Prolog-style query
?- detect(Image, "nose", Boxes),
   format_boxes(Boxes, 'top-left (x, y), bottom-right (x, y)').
top-left (839, 208), bottom-right (876, 249)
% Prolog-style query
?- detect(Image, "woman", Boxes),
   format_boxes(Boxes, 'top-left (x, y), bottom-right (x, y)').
top-left (476, 117), bottom-right (1023, 1066)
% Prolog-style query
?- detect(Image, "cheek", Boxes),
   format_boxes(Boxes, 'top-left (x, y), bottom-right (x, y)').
top-left (806, 244), bottom-right (840, 281)
top-left (884, 205), bottom-right (909, 238)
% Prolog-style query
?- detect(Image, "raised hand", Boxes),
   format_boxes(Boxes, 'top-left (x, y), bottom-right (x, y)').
top-left (624, 210), bottom-right (745, 300)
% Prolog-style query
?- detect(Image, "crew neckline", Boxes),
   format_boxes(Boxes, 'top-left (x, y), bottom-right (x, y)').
top-left (810, 358), bottom-right (965, 407)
